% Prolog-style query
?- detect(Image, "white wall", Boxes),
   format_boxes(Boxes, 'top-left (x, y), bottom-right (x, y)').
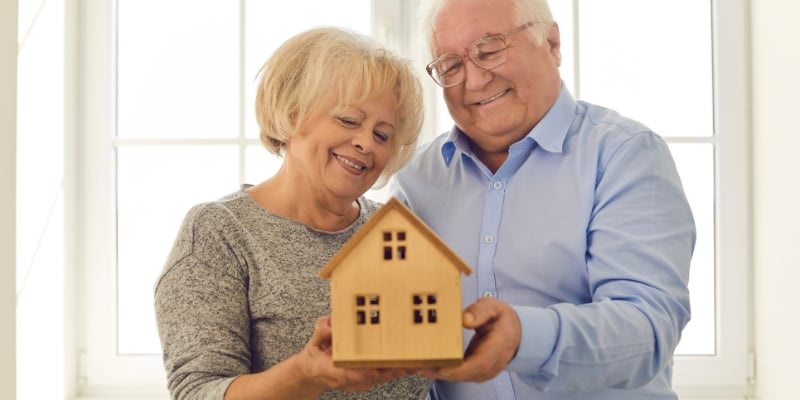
top-left (752, 1), bottom-right (800, 400)
top-left (1, 0), bottom-right (18, 399)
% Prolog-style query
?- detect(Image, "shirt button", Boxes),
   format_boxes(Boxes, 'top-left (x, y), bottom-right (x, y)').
top-left (493, 181), bottom-right (503, 190)
top-left (482, 291), bottom-right (494, 298)
top-left (483, 234), bottom-right (494, 244)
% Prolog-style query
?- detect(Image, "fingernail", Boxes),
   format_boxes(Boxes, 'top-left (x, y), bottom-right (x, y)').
top-left (463, 312), bottom-right (474, 323)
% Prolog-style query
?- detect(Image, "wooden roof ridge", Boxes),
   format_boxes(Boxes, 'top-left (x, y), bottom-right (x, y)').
top-left (319, 197), bottom-right (472, 278)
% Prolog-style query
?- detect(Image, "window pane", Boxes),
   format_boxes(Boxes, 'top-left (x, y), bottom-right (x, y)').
top-left (245, 144), bottom-right (283, 184)
top-left (117, 146), bottom-right (239, 354)
top-left (117, 0), bottom-right (239, 139)
top-left (577, 0), bottom-right (713, 138)
top-left (549, 0), bottom-right (575, 90)
top-left (243, 0), bottom-right (372, 139)
top-left (670, 143), bottom-right (715, 355)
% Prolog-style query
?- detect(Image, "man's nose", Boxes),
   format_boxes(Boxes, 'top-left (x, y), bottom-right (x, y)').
top-left (462, 58), bottom-right (493, 90)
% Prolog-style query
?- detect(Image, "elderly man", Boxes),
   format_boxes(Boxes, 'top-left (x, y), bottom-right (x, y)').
top-left (391, 0), bottom-right (696, 399)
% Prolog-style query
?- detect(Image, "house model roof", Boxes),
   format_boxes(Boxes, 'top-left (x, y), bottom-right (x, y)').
top-left (320, 197), bottom-right (472, 278)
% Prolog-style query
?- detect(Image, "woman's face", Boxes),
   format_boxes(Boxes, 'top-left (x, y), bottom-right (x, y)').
top-left (286, 90), bottom-right (398, 202)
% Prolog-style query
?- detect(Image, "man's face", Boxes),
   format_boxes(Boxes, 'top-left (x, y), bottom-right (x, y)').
top-left (431, 0), bottom-right (562, 154)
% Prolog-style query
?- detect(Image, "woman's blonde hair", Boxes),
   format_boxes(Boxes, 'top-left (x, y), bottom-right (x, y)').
top-left (255, 27), bottom-right (424, 186)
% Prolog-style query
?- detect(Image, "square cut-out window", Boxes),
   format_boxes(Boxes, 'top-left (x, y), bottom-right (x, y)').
top-left (428, 309), bottom-right (437, 323)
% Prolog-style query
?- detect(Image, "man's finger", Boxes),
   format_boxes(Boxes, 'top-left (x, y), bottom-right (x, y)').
top-left (462, 298), bottom-right (502, 328)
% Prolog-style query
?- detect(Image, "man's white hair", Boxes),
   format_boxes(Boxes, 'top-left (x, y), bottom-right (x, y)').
top-left (419, 0), bottom-right (556, 58)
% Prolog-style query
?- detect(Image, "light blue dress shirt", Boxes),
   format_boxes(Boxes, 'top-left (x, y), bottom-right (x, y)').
top-left (391, 85), bottom-right (695, 400)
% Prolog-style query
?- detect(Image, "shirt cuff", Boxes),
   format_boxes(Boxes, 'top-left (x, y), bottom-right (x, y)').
top-left (506, 305), bottom-right (559, 373)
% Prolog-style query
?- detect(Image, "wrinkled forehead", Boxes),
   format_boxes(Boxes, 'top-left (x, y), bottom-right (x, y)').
top-left (430, 0), bottom-right (517, 55)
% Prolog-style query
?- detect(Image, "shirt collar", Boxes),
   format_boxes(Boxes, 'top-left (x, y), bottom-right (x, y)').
top-left (440, 84), bottom-right (576, 167)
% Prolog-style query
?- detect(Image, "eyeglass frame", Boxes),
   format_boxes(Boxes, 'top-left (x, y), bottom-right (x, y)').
top-left (425, 21), bottom-right (536, 88)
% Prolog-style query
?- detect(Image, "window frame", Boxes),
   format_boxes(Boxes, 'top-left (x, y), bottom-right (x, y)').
top-left (670, 0), bottom-right (753, 396)
top-left (75, 0), bottom-right (752, 398)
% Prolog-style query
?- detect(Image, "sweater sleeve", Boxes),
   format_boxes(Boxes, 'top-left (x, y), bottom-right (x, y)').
top-left (154, 204), bottom-right (251, 399)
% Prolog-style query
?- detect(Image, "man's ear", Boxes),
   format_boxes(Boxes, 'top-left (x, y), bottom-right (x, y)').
top-left (547, 22), bottom-right (562, 66)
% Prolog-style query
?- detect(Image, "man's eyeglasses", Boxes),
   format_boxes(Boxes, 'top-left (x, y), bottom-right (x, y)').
top-left (426, 21), bottom-right (535, 88)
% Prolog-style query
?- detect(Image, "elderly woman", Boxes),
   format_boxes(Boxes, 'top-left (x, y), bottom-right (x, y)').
top-left (154, 27), bottom-right (430, 399)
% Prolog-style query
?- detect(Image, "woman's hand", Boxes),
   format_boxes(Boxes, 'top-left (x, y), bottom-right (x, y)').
top-left (297, 316), bottom-right (410, 393)
top-left (225, 315), bottom-right (410, 399)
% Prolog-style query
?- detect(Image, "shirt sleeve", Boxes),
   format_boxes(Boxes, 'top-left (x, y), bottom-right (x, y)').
top-left (154, 205), bottom-right (251, 399)
top-left (507, 131), bottom-right (695, 391)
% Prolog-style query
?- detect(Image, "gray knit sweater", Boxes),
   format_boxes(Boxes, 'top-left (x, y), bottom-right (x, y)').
top-left (154, 187), bottom-right (432, 399)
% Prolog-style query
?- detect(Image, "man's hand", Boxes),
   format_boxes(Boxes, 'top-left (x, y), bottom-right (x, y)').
top-left (418, 298), bottom-right (522, 382)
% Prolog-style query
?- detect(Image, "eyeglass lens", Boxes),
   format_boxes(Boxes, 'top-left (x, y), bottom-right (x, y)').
top-left (430, 34), bottom-right (507, 87)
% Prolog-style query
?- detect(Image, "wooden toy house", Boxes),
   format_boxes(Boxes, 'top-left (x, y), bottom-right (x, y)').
top-left (319, 197), bottom-right (472, 368)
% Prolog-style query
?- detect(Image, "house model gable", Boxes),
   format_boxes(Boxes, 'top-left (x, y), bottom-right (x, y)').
top-left (320, 197), bottom-right (472, 368)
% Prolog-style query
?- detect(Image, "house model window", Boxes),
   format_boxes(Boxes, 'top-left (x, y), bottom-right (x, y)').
top-left (355, 295), bottom-right (380, 325)
top-left (382, 230), bottom-right (407, 260)
top-left (413, 294), bottom-right (437, 324)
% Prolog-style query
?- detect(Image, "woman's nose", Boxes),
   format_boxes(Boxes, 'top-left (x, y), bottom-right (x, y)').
top-left (352, 129), bottom-right (372, 153)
